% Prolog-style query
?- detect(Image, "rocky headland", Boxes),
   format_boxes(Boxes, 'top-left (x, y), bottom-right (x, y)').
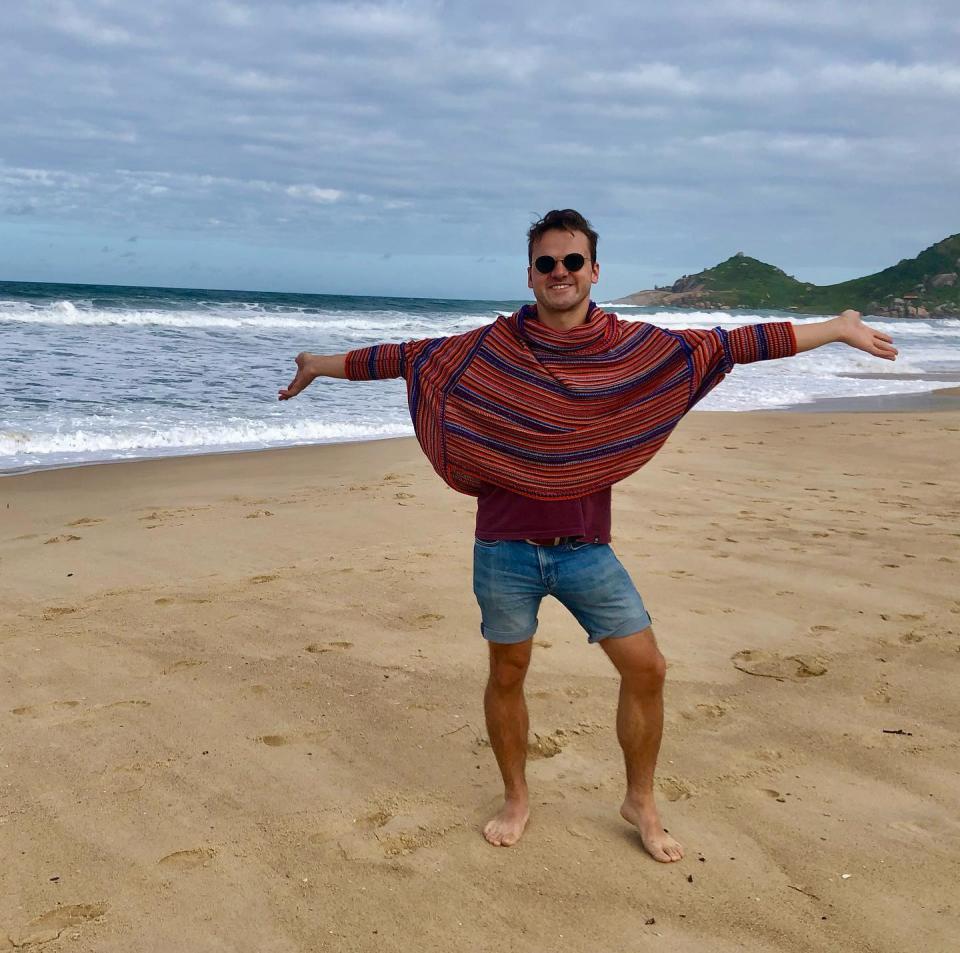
top-left (615, 233), bottom-right (960, 317)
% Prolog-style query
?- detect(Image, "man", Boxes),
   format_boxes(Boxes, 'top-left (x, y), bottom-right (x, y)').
top-left (279, 209), bottom-right (897, 862)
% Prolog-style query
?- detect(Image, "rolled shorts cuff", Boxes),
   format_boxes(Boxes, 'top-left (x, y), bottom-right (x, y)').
top-left (586, 609), bottom-right (653, 644)
top-left (480, 620), bottom-right (539, 645)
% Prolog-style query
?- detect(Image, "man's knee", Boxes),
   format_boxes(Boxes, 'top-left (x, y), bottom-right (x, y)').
top-left (603, 630), bottom-right (666, 690)
top-left (633, 648), bottom-right (667, 689)
top-left (487, 640), bottom-right (532, 691)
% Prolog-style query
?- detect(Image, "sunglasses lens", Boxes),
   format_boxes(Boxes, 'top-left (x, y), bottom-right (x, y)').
top-left (563, 253), bottom-right (585, 271)
top-left (534, 256), bottom-right (555, 274)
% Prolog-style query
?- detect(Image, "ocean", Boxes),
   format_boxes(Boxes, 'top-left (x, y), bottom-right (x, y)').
top-left (3, 280), bottom-right (959, 474)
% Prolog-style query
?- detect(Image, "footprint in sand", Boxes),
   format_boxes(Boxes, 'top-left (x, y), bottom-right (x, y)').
top-left (401, 612), bottom-right (444, 629)
top-left (341, 801), bottom-right (456, 860)
top-left (43, 606), bottom-right (78, 621)
top-left (258, 734), bottom-right (290, 746)
top-left (305, 641), bottom-right (354, 653)
top-left (43, 534), bottom-right (82, 544)
top-left (731, 650), bottom-right (828, 681)
top-left (162, 659), bottom-right (206, 675)
top-left (407, 701), bottom-right (440, 711)
top-left (658, 776), bottom-right (696, 802)
top-left (809, 624), bottom-right (836, 635)
top-left (154, 596), bottom-right (212, 606)
top-left (158, 847), bottom-right (216, 869)
top-left (528, 732), bottom-right (563, 759)
top-left (9, 904), bottom-right (108, 948)
top-left (12, 700), bottom-right (81, 717)
top-left (681, 702), bottom-right (729, 722)
top-left (887, 820), bottom-right (939, 843)
top-left (250, 573), bottom-right (280, 584)
top-left (257, 729), bottom-right (330, 747)
top-left (67, 517), bottom-right (103, 527)
top-left (102, 762), bottom-right (148, 795)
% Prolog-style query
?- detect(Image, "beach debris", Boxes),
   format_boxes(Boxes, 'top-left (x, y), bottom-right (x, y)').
top-left (882, 728), bottom-right (913, 736)
top-left (645, 918), bottom-right (656, 926)
top-left (787, 884), bottom-right (821, 900)
top-left (687, 874), bottom-right (694, 883)
top-left (841, 873), bottom-right (852, 880)
top-left (441, 723), bottom-right (470, 738)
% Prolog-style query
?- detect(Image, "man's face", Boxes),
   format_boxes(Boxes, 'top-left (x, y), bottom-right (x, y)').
top-left (527, 228), bottom-right (599, 315)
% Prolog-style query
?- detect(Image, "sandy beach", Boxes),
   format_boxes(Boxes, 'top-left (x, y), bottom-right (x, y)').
top-left (2, 407), bottom-right (958, 953)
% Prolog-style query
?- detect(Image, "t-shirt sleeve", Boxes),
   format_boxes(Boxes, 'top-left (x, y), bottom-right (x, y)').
top-left (673, 322), bottom-right (797, 408)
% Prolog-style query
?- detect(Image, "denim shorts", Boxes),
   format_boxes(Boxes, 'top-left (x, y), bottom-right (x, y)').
top-left (472, 539), bottom-right (652, 645)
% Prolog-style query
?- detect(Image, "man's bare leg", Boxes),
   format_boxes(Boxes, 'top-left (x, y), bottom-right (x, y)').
top-left (483, 638), bottom-right (533, 846)
top-left (600, 628), bottom-right (684, 862)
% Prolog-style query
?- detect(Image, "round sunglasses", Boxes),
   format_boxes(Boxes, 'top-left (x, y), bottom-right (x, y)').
top-left (532, 253), bottom-right (588, 275)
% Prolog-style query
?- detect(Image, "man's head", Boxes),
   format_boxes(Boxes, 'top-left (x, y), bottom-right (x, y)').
top-left (526, 209), bottom-right (600, 319)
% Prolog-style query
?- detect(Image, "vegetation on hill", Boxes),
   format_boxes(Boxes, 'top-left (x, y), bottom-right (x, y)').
top-left (618, 233), bottom-right (960, 316)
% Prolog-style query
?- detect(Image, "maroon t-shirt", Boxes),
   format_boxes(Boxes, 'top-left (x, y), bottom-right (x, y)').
top-left (475, 485), bottom-right (612, 543)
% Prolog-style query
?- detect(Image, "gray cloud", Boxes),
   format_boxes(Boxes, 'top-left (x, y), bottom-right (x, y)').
top-left (2, 0), bottom-right (960, 294)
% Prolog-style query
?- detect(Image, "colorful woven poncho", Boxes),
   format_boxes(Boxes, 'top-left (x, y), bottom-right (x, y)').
top-left (346, 303), bottom-right (796, 500)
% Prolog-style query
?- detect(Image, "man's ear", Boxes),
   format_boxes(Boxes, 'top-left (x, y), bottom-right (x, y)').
top-left (592, 261), bottom-right (600, 285)
top-left (527, 266), bottom-right (534, 289)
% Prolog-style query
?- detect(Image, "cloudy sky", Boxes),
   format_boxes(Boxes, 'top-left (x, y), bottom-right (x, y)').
top-left (2, 0), bottom-right (959, 299)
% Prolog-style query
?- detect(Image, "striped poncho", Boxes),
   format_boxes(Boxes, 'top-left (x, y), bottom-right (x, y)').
top-left (346, 303), bottom-right (796, 500)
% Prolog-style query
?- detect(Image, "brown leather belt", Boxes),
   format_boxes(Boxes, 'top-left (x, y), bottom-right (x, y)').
top-left (524, 536), bottom-right (581, 547)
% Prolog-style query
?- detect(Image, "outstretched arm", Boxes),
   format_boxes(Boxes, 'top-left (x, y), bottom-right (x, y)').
top-left (278, 352), bottom-right (348, 400)
top-left (793, 310), bottom-right (897, 361)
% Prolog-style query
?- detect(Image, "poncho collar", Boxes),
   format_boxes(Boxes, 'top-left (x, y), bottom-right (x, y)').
top-left (511, 301), bottom-right (618, 356)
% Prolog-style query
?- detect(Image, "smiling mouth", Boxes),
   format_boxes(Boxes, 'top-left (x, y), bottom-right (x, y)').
top-left (549, 283), bottom-right (572, 290)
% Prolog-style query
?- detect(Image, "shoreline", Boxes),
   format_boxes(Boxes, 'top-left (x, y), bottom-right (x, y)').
top-left (772, 383), bottom-right (960, 413)
top-left (6, 382), bottom-right (960, 478)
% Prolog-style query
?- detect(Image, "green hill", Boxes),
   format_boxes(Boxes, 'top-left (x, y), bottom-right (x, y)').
top-left (616, 233), bottom-right (960, 317)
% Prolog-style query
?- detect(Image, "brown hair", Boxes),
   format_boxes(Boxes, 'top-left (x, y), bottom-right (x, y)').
top-left (527, 209), bottom-right (599, 264)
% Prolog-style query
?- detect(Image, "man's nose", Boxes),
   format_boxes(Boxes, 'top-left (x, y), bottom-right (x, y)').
top-left (551, 260), bottom-right (569, 276)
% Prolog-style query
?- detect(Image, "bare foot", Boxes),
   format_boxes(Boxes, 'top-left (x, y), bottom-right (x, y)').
top-left (483, 797), bottom-right (529, 847)
top-left (620, 796), bottom-right (684, 862)
top-left (278, 352), bottom-right (317, 401)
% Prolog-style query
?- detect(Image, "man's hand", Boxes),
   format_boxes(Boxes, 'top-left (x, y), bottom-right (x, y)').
top-left (278, 352), bottom-right (348, 400)
top-left (793, 310), bottom-right (898, 360)
top-left (834, 309), bottom-right (898, 360)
